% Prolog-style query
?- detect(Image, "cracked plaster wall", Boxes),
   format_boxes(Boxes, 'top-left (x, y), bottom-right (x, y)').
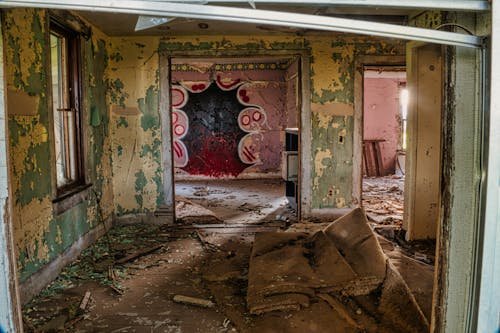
top-left (2, 8), bottom-right (113, 282)
top-left (107, 37), bottom-right (163, 217)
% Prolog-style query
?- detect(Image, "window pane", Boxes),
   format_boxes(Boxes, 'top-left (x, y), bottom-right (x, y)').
top-left (51, 32), bottom-right (79, 188)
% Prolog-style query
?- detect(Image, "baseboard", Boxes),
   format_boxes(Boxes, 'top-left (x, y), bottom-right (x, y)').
top-left (115, 212), bottom-right (173, 225)
top-left (19, 217), bottom-right (113, 305)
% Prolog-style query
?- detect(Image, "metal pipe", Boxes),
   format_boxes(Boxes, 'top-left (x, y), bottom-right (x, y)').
top-left (0, 0), bottom-right (483, 48)
top-left (121, 0), bottom-right (491, 12)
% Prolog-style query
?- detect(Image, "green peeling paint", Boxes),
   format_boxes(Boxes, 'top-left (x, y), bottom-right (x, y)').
top-left (134, 170), bottom-right (147, 208)
top-left (139, 139), bottom-right (164, 207)
top-left (18, 201), bottom-right (90, 282)
top-left (117, 116), bottom-right (129, 128)
top-left (3, 9), bottom-right (114, 282)
top-left (311, 113), bottom-right (354, 209)
top-left (107, 78), bottom-right (128, 108)
top-left (138, 85), bottom-right (159, 132)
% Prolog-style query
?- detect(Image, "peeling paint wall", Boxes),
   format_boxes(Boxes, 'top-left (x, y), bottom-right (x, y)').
top-left (108, 37), bottom-right (162, 217)
top-left (2, 8), bottom-right (113, 283)
top-left (309, 37), bottom-right (404, 209)
top-left (109, 35), bottom-right (403, 214)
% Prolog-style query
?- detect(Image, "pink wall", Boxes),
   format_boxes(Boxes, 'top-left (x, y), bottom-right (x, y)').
top-left (171, 67), bottom-right (288, 178)
top-left (363, 75), bottom-right (405, 175)
top-left (285, 60), bottom-right (299, 128)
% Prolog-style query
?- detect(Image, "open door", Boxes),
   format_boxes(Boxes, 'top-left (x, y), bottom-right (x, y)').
top-left (403, 43), bottom-right (443, 241)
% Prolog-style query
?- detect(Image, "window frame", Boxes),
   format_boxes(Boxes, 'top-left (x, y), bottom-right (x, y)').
top-left (49, 19), bottom-right (85, 198)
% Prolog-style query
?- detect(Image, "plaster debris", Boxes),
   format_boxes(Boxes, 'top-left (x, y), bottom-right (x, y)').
top-left (22, 178), bottom-right (433, 333)
top-left (362, 175), bottom-right (404, 226)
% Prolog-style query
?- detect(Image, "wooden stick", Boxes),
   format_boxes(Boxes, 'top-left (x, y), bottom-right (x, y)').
top-left (115, 244), bottom-right (163, 264)
top-left (79, 291), bottom-right (92, 311)
top-left (173, 295), bottom-right (215, 308)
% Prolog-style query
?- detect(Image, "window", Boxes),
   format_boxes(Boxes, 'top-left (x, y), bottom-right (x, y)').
top-left (400, 86), bottom-right (408, 150)
top-left (50, 23), bottom-right (84, 194)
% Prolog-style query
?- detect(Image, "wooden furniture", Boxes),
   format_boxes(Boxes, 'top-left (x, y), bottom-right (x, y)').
top-left (363, 139), bottom-right (385, 177)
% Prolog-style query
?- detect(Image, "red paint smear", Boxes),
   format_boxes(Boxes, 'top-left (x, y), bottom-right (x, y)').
top-left (183, 128), bottom-right (247, 177)
top-left (192, 83), bottom-right (207, 91)
top-left (217, 75), bottom-right (241, 90)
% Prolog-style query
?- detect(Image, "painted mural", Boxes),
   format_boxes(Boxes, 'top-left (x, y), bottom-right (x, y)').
top-left (172, 75), bottom-right (268, 177)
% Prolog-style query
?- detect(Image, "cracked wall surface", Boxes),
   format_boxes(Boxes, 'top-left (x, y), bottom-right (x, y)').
top-left (2, 8), bottom-right (113, 282)
top-left (107, 37), bottom-right (163, 216)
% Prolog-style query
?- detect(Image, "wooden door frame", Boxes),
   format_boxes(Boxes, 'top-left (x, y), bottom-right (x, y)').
top-left (353, 55), bottom-right (406, 207)
top-left (158, 49), bottom-right (312, 221)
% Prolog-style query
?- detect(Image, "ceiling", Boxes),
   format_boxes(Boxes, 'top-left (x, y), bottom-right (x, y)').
top-left (76, 4), bottom-right (412, 36)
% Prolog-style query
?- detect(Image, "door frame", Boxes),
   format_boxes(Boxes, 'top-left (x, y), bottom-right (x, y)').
top-left (353, 55), bottom-right (406, 206)
top-left (158, 49), bottom-right (312, 221)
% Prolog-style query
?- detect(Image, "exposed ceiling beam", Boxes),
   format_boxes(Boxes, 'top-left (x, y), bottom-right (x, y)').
top-left (0, 0), bottom-right (483, 48)
top-left (148, 0), bottom-right (491, 12)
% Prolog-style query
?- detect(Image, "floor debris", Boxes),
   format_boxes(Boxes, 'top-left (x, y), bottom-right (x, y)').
top-left (79, 291), bottom-right (92, 311)
top-left (362, 175), bottom-right (404, 226)
top-left (243, 208), bottom-right (428, 332)
top-left (22, 179), bottom-right (434, 333)
top-left (176, 196), bottom-right (223, 224)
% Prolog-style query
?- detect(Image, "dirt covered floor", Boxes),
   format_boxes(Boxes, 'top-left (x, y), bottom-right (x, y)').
top-left (22, 179), bottom-right (434, 332)
top-left (362, 176), bottom-right (436, 265)
top-left (175, 179), bottom-right (296, 225)
top-left (362, 175), bottom-right (404, 227)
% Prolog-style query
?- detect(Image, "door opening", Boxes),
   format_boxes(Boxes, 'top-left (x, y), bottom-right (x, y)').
top-left (169, 56), bottom-right (301, 226)
top-left (361, 67), bottom-right (407, 229)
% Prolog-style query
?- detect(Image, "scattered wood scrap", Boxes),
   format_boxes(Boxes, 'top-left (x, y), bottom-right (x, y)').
top-left (79, 291), bottom-right (91, 312)
top-left (115, 244), bottom-right (163, 265)
top-left (173, 295), bottom-right (215, 308)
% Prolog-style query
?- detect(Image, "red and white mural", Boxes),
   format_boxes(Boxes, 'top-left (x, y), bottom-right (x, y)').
top-left (171, 75), bottom-right (270, 177)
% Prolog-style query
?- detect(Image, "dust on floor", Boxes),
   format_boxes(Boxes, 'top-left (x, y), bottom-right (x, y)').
top-left (22, 179), bottom-right (434, 332)
top-left (362, 175), bottom-right (404, 227)
top-left (22, 219), bottom-right (433, 332)
top-left (175, 179), bottom-right (296, 225)
top-left (362, 175), bottom-right (436, 265)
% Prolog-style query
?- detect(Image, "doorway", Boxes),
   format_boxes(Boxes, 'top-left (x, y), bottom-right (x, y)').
top-left (361, 67), bottom-right (407, 229)
top-left (169, 56), bottom-right (301, 225)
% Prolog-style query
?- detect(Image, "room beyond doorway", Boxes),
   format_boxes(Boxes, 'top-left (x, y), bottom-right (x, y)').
top-left (361, 68), bottom-right (407, 228)
top-left (170, 56), bottom-right (301, 224)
